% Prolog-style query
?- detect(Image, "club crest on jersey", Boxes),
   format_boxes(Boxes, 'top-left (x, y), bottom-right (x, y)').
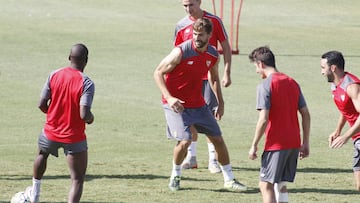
top-left (206, 60), bottom-right (211, 67)
top-left (187, 61), bottom-right (194, 65)
top-left (341, 94), bottom-right (345, 101)
top-left (185, 28), bottom-right (191, 33)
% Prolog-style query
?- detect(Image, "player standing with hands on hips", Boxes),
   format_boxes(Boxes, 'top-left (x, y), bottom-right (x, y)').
top-left (174, 0), bottom-right (233, 173)
top-left (320, 50), bottom-right (360, 191)
top-left (25, 43), bottom-right (95, 203)
top-left (248, 46), bottom-right (311, 203)
top-left (154, 18), bottom-right (246, 192)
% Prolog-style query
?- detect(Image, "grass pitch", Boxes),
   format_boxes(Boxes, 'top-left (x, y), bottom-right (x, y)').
top-left (1, 0), bottom-right (360, 202)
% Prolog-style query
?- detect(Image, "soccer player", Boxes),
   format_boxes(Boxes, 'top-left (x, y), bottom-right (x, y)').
top-left (248, 46), bottom-right (311, 203)
top-left (320, 50), bottom-right (360, 191)
top-left (26, 44), bottom-right (95, 203)
top-left (154, 18), bottom-right (246, 192)
top-left (175, 0), bottom-right (232, 174)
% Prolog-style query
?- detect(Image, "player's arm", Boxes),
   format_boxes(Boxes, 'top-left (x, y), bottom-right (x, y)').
top-left (80, 80), bottom-right (95, 124)
top-left (331, 83), bottom-right (360, 148)
top-left (299, 106), bottom-right (311, 159)
top-left (208, 58), bottom-right (224, 120)
top-left (38, 76), bottom-right (51, 113)
top-left (80, 105), bottom-right (94, 124)
top-left (153, 47), bottom-right (184, 113)
top-left (38, 98), bottom-right (49, 113)
top-left (249, 109), bottom-right (269, 160)
top-left (220, 39), bottom-right (232, 87)
top-left (329, 114), bottom-right (346, 146)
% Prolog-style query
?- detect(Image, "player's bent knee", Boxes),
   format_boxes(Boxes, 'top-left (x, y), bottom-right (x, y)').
top-left (178, 140), bottom-right (191, 149)
top-left (276, 181), bottom-right (287, 192)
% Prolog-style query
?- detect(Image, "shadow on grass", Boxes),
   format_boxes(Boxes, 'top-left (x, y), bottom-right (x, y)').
top-left (175, 186), bottom-right (259, 194)
top-left (0, 173), bottom-right (213, 182)
top-left (232, 166), bottom-right (352, 173)
top-left (209, 187), bottom-right (358, 195)
top-left (289, 187), bottom-right (359, 195)
top-left (297, 167), bottom-right (352, 173)
top-left (182, 183), bottom-right (358, 195)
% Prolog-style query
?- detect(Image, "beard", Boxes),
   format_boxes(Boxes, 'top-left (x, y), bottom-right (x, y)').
top-left (194, 40), bottom-right (207, 49)
top-left (327, 73), bottom-right (334, 82)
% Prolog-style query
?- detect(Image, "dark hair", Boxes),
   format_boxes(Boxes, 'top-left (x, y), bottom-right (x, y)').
top-left (321, 50), bottom-right (345, 70)
top-left (248, 46), bottom-right (276, 68)
top-left (193, 17), bottom-right (212, 34)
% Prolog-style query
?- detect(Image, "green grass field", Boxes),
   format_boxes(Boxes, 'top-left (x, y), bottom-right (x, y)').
top-left (1, 0), bottom-right (360, 202)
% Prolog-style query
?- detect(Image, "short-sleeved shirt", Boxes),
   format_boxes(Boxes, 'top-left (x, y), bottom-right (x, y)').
top-left (256, 72), bottom-right (307, 151)
top-left (174, 11), bottom-right (227, 80)
top-left (331, 72), bottom-right (360, 141)
top-left (41, 67), bottom-right (95, 143)
top-left (162, 40), bottom-right (219, 108)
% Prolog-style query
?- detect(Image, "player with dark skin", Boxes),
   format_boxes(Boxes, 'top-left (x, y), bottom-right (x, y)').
top-left (31, 44), bottom-right (94, 203)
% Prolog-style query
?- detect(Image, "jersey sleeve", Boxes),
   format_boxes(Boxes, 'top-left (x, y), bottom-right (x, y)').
top-left (80, 76), bottom-right (95, 107)
top-left (298, 87), bottom-right (307, 109)
top-left (174, 24), bottom-right (182, 46)
top-left (212, 17), bottom-right (228, 43)
top-left (256, 80), bottom-right (271, 110)
top-left (174, 33), bottom-right (183, 47)
top-left (40, 75), bottom-right (52, 100)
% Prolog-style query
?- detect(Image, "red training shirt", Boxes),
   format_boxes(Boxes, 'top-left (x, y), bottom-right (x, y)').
top-left (332, 72), bottom-right (360, 141)
top-left (174, 11), bottom-right (227, 80)
top-left (257, 72), bottom-right (307, 151)
top-left (41, 67), bottom-right (95, 143)
top-left (162, 40), bottom-right (219, 108)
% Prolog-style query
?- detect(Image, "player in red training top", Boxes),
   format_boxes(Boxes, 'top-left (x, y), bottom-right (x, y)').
top-left (248, 46), bottom-right (311, 203)
top-left (25, 44), bottom-right (95, 203)
top-left (175, 0), bottom-right (232, 174)
top-left (154, 18), bottom-right (246, 192)
top-left (321, 50), bottom-right (360, 191)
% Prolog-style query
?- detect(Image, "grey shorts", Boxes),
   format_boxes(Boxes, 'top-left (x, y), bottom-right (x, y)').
top-left (353, 139), bottom-right (360, 171)
top-left (38, 130), bottom-right (88, 157)
top-left (202, 80), bottom-right (218, 112)
top-left (260, 149), bottom-right (299, 184)
top-left (163, 104), bottom-right (222, 141)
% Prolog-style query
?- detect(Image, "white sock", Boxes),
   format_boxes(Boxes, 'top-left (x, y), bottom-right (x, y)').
top-left (274, 183), bottom-right (279, 202)
top-left (171, 161), bottom-right (181, 178)
top-left (31, 177), bottom-right (41, 202)
top-left (219, 164), bottom-right (234, 182)
top-left (188, 141), bottom-right (197, 157)
top-left (207, 143), bottom-right (216, 164)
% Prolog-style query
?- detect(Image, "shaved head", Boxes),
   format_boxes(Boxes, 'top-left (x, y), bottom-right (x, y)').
top-left (69, 43), bottom-right (88, 60)
top-left (69, 43), bottom-right (88, 70)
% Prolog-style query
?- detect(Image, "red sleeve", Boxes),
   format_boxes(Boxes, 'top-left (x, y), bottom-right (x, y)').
top-left (212, 18), bottom-right (227, 43)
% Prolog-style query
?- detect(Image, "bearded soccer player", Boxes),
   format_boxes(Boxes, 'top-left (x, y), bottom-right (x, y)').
top-left (174, 0), bottom-right (232, 174)
top-left (154, 18), bottom-right (246, 192)
top-left (321, 50), bottom-right (360, 191)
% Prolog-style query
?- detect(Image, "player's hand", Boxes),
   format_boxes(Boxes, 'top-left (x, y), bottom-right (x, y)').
top-left (214, 105), bottom-right (224, 121)
top-left (222, 74), bottom-right (231, 87)
top-left (168, 97), bottom-right (185, 113)
top-left (86, 112), bottom-right (94, 124)
top-left (328, 131), bottom-right (340, 147)
top-left (299, 143), bottom-right (309, 160)
top-left (330, 136), bottom-right (349, 148)
top-left (248, 145), bottom-right (258, 160)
